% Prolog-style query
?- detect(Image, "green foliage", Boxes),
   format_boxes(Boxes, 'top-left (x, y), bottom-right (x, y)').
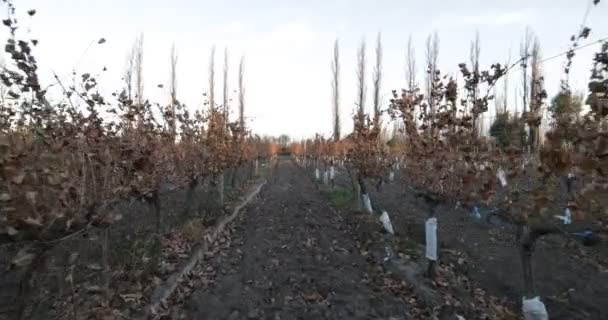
top-left (320, 186), bottom-right (353, 209)
top-left (549, 90), bottom-right (583, 116)
top-left (489, 112), bottom-right (525, 149)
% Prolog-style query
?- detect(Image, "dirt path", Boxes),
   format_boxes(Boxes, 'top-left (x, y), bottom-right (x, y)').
top-left (181, 158), bottom-right (410, 319)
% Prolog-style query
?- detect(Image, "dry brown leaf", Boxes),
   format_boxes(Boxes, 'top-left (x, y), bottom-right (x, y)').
top-left (12, 249), bottom-right (36, 267)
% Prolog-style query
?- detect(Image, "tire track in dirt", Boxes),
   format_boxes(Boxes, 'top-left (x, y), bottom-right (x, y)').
top-left (182, 158), bottom-right (410, 319)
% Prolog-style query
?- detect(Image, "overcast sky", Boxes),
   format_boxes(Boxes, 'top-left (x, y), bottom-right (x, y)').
top-left (3, 0), bottom-right (607, 139)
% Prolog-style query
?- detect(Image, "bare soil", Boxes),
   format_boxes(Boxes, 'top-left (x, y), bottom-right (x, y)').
top-left (181, 158), bottom-right (414, 319)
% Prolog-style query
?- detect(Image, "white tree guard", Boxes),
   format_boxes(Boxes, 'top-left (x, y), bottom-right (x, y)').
top-left (315, 168), bottom-right (320, 180)
top-left (330, 166), bottom-right (335, 180)
top-left (555, 208), bottom-right (572, 225)
top-left (323, 170), bottom-right (329, 184)
top-left (497, 168), bottom-right (507, 187)
top-left (379, 211), bottom-right (395, 235)
top-left (362, 194), bottom-right (373, 214)
top-left (425, 217), bottom-right (438, 261)
top-left (389, 171), bottom-right (395, 182)
top-left (522, 296), bottom-right (548, 320)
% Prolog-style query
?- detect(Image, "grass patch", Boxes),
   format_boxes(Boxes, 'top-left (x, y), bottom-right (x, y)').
top-left (320, 186), bottom-right (354, 209)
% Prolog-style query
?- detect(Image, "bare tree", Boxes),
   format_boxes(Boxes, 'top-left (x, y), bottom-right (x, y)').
top-left (470, 30), bottom-right (481, 136)
top-left (425, 32), bottom-right (439, 129)
top-left (501, 50), bottom-right (511, 114)
top-left (169, 42), bottom-right (178, 136)
top-left (124, 48), bottom-right (135, 102)
top-left (356, 39), bottom-right (366, 119)
top-left (208, 46), bottom-right (216, 109)
top-left (529, 37), bottom-right (543, 150)
top-left (0, 55), bottom-right (6, 104)
top-left (405, 35), bottom-right (417, 91)
top-left (238, 56), bottom-right (245, 130)
top-left (331, 39), bottom-right (341, 141)
top-left (222, 47), bottom-right (229, 120)
top-left (519, 27), bottom-right (533, 147)
top-left (134, 33), bottom-right (144, 107)
top-left (520, 27), bottom-right (533, 114)
top-left (372, 32), bottom-right (383, 125)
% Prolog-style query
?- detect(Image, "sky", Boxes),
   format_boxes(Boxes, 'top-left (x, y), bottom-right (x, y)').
top-left (2, 0), bottom-right (607, 139)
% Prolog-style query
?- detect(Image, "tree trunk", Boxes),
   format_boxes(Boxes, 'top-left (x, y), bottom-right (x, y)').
top-left (518, 225), bottom-right (537, 297)
top-left (181, 178), bottom-right (199, 217)
top-left (151, 192), bottom-right (162, 233)
top-left (358, 175), bottom-right (368, 195)
top-left (230, 166), bottom-right (238, 188)
top-left (355, 183), bottom-right (362, 210)
top-left (427, 260), bottom-right (437, 280)
top-left (345, 166), bottom-right (361, 210)
top-left (102, 228), bottom-right (111, 305)
top-left (147, 193), bottom-right (163, 277)
top-left (217, 172), bottom-right (225, 207)
top-left (17, 245), bottom-right (47, 320)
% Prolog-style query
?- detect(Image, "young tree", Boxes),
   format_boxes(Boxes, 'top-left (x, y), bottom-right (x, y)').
top-left (348, 38), bottom-right (389, 212)
top-left (207, 45), bottom-right (225, 205)
top-left (331, 39), bottom-right (341, 142)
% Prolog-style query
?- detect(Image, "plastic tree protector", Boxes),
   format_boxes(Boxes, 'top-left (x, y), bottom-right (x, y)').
top-left (389, 171), bottom-right (395, 182)
top-left (315, 168), bottom-right (320, 180)
top-left (522, 296), bottom-right (548, 320)
top-left (554, 208), bottom-right (572, 225)
top-left (472, 206), bottom-right (482, 219)
top-left (425, 217), bottom-right (438, 261)
top-left (329, 166), bottom-right (335, 180)
top-left (379, 211), bottom-right (395, 235)
top-left (323, 170), bottom-right (329, 184)
top-left (496, 168), bottom-right (507, 187)
top-left (362, 194), bottom-right (373, 214)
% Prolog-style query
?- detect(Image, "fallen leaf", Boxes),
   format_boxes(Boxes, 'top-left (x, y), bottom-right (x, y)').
top-left (22, 217), bottom-right (43, 227)
top-left (87, 263), bottom-right (103, 271)
top-left (11, 172), bottom-right (25, 184)
top-left (12, 249), bottom-right (36, 267)
top-left (68, 253), bottom-right (79, 264)
top-left (6, 227), bottom-right (18, 236)
top-left (120, 293), bottom-right (143, 302)
top-left (85, 285), bottom-right (103, 293)
top-left (25, 191), bottom-right (37, 204)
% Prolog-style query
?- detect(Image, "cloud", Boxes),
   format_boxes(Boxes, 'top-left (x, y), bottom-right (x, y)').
top-left (433, 9), bottom-right (535, 29)
top-left (220, 22), bottom-right (245, 34)
top-left (265, 22), bottom-right (316, 47)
